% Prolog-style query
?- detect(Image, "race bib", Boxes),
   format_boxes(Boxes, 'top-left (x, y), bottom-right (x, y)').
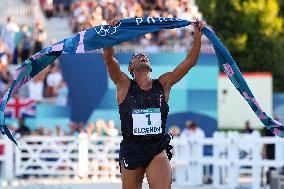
top-left (132, 108), bottom-right (162, 135)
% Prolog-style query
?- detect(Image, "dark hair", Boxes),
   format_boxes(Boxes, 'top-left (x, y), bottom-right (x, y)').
top-left (128, 53), bottom-right (150, 78)
top-left (186, 120), bottom-right (197, 128)
top-left (7, 16), bottom-right (12, 22)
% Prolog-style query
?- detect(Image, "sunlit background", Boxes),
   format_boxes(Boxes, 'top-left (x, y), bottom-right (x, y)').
top-left (0, 0), bottom-right (284, 189)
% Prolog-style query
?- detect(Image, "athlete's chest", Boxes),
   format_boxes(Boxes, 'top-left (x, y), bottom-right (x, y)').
top-left (128, 88), bottom-right (164, 108)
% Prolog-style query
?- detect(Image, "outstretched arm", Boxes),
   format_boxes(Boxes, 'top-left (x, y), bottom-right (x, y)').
top-left (102, 18), bottom-right (128, 86)
top-left (103, 47), bottom-right (128, 85)
top-left (159, 21), bottom-right (205, 87)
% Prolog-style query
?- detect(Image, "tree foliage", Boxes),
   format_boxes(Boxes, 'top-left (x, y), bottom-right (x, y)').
top-left (279, 0), bottom-right (284, 16)
top-left (196, 0), bottom-right (284, 91)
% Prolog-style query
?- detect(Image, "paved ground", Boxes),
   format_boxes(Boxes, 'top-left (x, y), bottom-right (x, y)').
top-left (5, 183), bottom-right (212, 189)
top-left (1, 178), bottom-right (264, 189)
top-left (3, 182), bottom-right (261, 189)
top-left (2, 179), bottom-right (220, 189)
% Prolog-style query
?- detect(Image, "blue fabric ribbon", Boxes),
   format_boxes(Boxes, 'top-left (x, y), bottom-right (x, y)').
top-left (202, 27), bottom-right (284, 138)
top-left (0, 17), bottom-right (283, 147)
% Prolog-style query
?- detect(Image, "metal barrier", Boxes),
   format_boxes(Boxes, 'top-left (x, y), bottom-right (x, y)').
top-left (15, 136), bottom-right (79, 176)
top-left (171, 131), bottom-right (284, 189)
top-left (91, 44), bottom-right (215, 54)
top-left (0, 131), bottom-right (284, 189)
top-left (0, 0), bottom-right (43, 26)
top-left (15, 135), bottom-right (122, 182)
top-left (6, 5), bottom-right (32, 18)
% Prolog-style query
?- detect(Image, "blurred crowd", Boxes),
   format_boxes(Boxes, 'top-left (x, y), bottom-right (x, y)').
top-left (0, 16), bottom-right (47, 66)
top-left (0, 0), bottom-right (213, 137)
top-left (0, 0), bottom-right (212, 105)
top-left (168, 120), bottom-right (205, 138)
top-left (40, 0), bottom-right (72, 18)
top-left (40, 0), bottom-right (210, 49)
top-left (0, 15), bottom-right (68, 104)
top-left (7, 117), bottom-right (119, 139)
top-left (0, 0), bottom-right (210, 146)
top-left (0, 58), bottom-right (68, 105)
top-left (22, 62), bottom-right (68, 104)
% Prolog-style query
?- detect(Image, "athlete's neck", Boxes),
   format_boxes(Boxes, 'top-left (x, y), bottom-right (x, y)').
top-left (135, 76), bottom-right (152, 91)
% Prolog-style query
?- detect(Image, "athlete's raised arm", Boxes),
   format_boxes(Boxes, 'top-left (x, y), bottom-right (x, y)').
top-left (102, 18), bottom-right (129, 86)
top-left (159, 20), bottom-right (205, 88)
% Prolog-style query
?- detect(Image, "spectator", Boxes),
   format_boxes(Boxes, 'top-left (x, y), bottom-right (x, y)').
top-left (33, 127), bottom-right (45, 136)
top-left (263, 116), bottom-right (280, 154)
top-left (53, 0), bottom-right (63, 17)
top-left (46, 129), bottom-right (53, 136)
top-left (95, 118), bottom-right (107, 137)
top-left (15, 118), bottom-right (31, 137)
top-left (105, 120), bottom-right (119, 137)
top-left (28, 73), bottom-right (44, 101)
top-left (55, 80), bottom-right (68, 105)
top-left (180, 120), bottom-right (205, 138)
top-left (261, 127), bottom-right (276, 160)
top-left (78, 122), bottom-right (85, 134)
top-left (93, 118), bottom-right (119, 137)
top-left (169, 125), bottom-right (181, 137)
top-left (46, 64), bottom-right (63, 97)
top-left (53, 0), bottom-right (71, 17)
top-left (18, 24), bottom-right (32, 63)
top-left (86, 122), bottom-right (96, 138)
top-left (33, 20), bottom-right (47, 54)
top-left (42, 65), bottom-right (52, 97)
top-left (0, 63), bottom-right (12, 97)
top-left (261, 115), bottom-right (279, 184)
top-left (71, 0), bottom-right (89, 33)
top-left (67, 121), bottom-right (77, 136)
top-left (0, 38), bottom-right (9, 67)
top-left (55, 125), bottom-right (65, 136)
top-left (0, 40), bottom-right (10, 95)
top-left (139, 0), bottom-right (156, 10)
top-left (39, 0), bottom-right (46, 10)
top-left (44, 0), bottom-right (54, 19)
top-left (243, 120), bottom-right (254, 134)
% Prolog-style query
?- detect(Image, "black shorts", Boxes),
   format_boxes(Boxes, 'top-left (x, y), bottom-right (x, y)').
top-left (119, 133), bottom-right (173, 170)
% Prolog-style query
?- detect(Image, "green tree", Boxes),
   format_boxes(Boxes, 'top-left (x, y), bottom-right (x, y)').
top-left (196, 0), bottom-right (284, 91)
top-left (279, 0), bottom-right (284, 16)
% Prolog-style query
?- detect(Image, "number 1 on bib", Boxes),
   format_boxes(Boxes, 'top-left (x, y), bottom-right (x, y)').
top-left (145, 114), bottom-right (151, 125)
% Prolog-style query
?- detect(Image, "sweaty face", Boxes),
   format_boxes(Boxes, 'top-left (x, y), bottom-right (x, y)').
top-left (129, 53), bottom-right (152, 75)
